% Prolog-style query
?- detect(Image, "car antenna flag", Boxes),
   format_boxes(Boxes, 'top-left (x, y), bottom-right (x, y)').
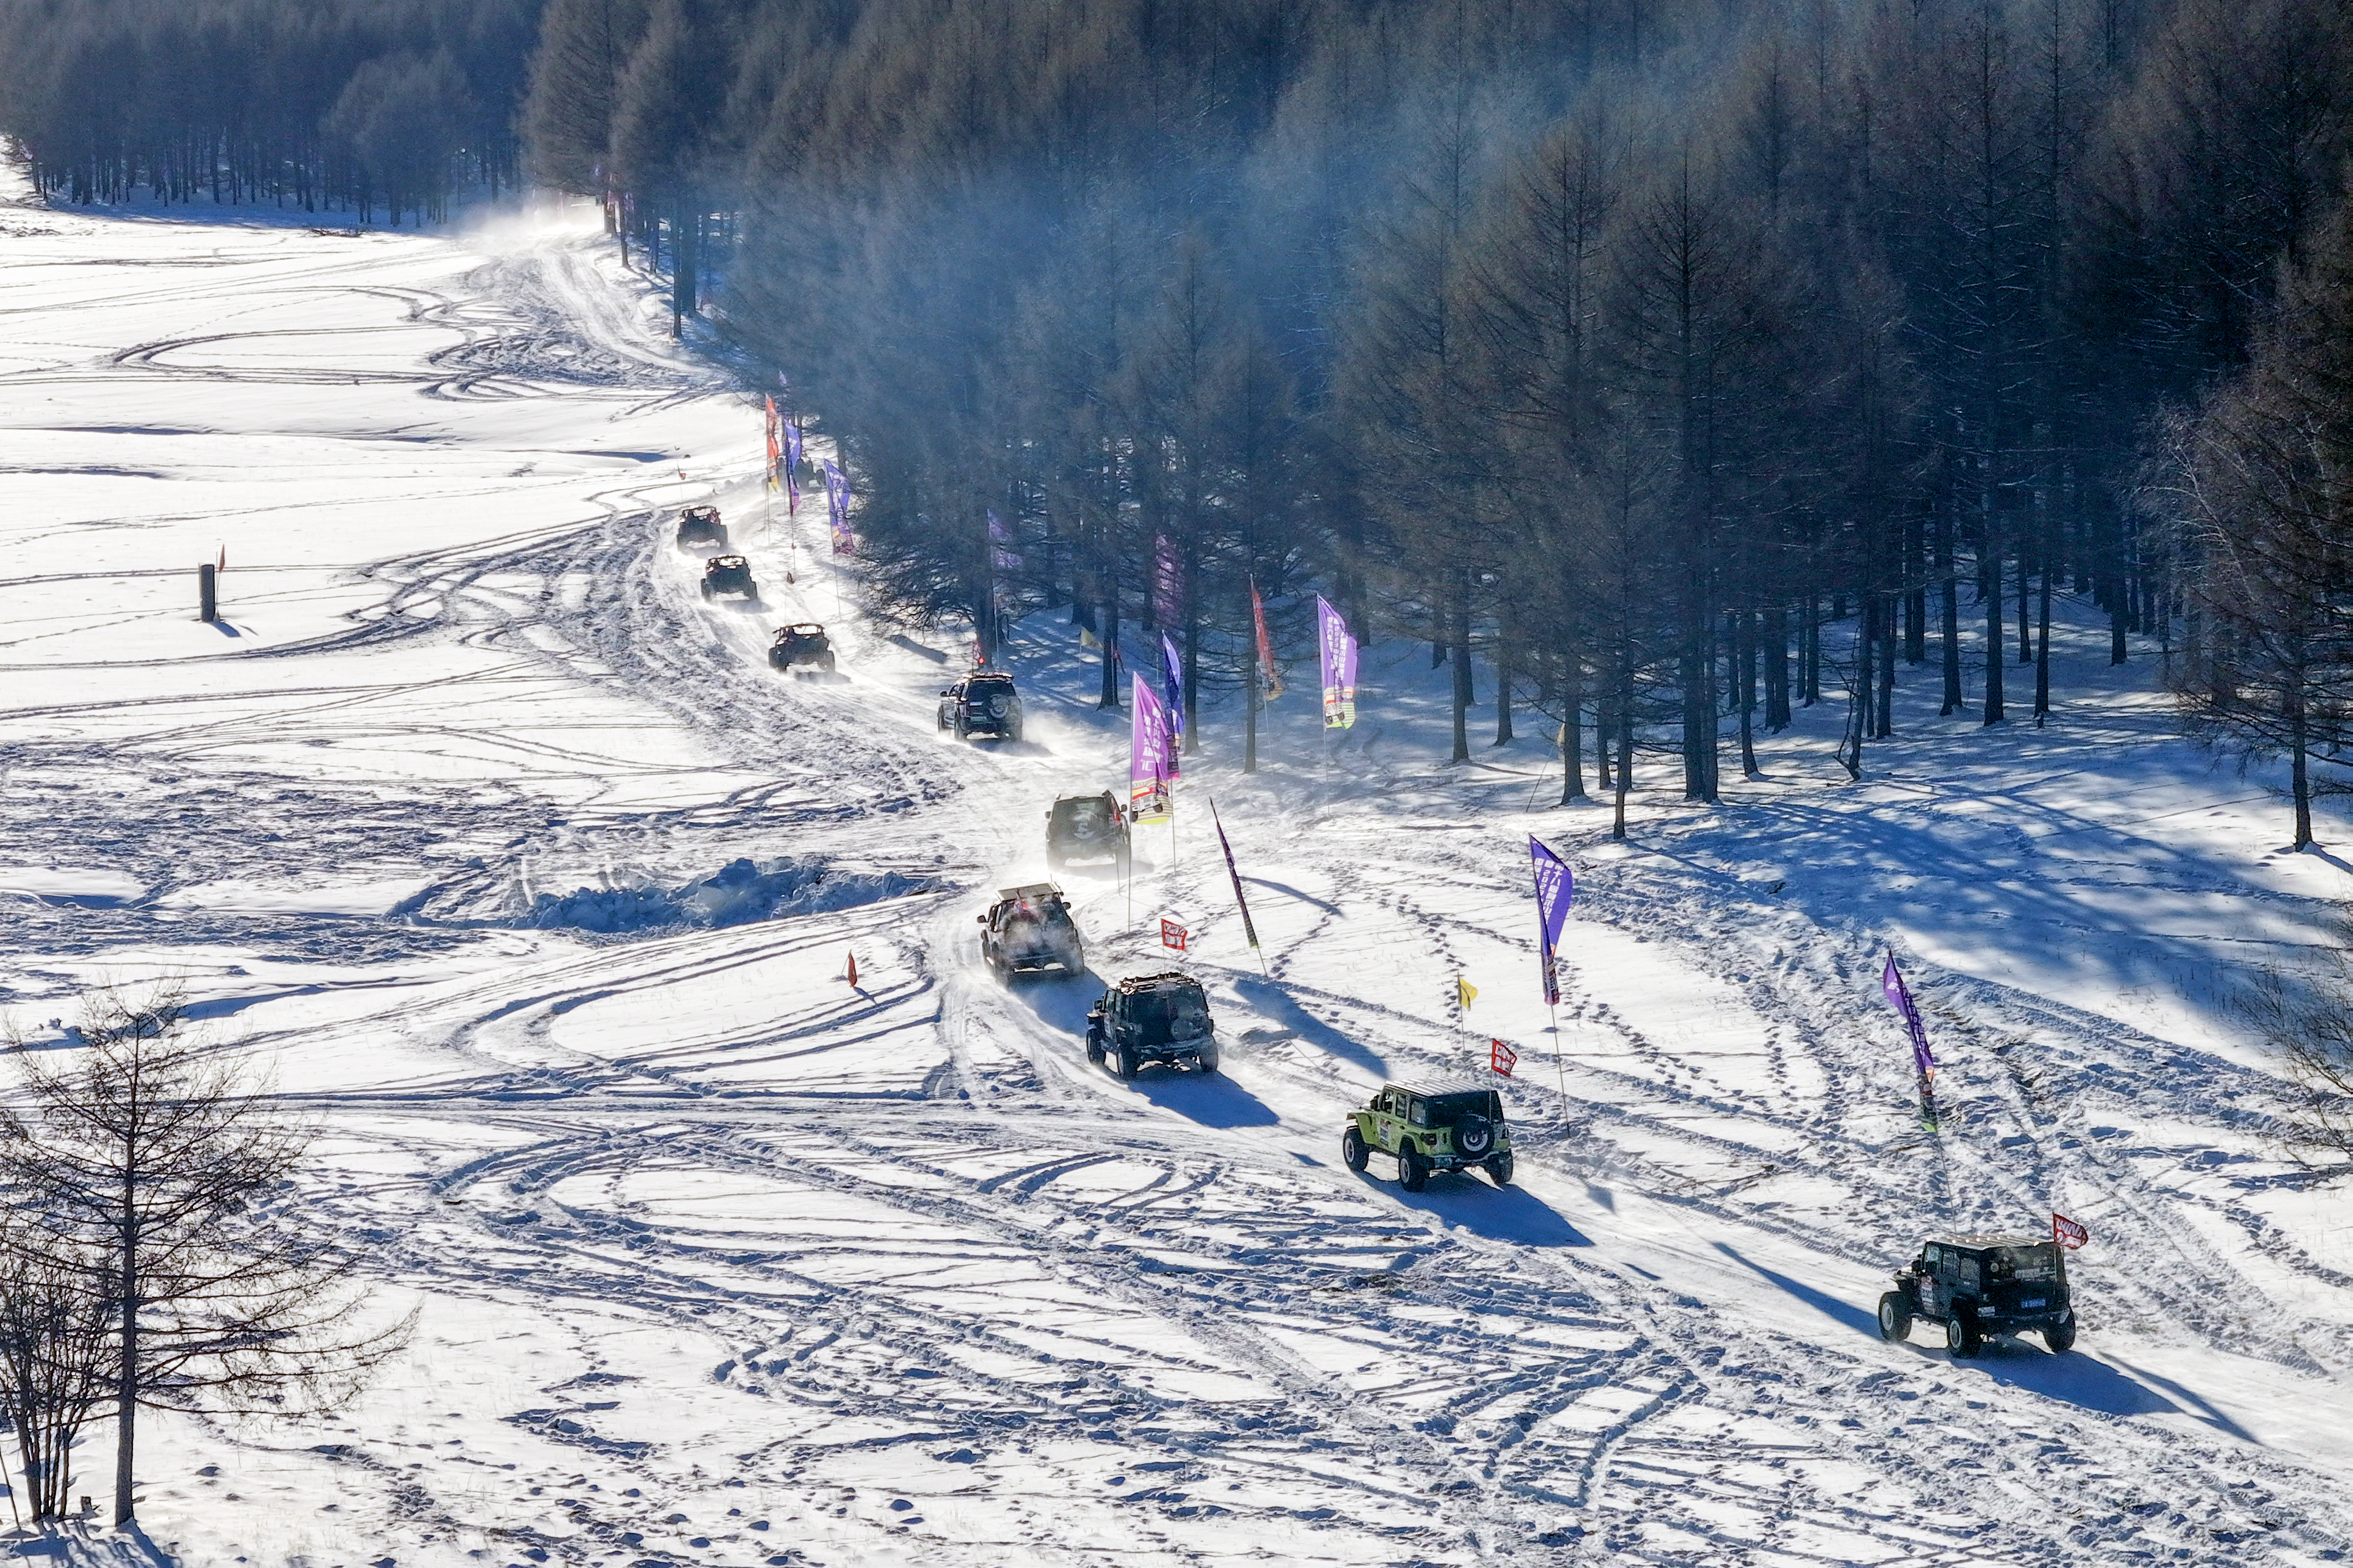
top-left (1160, 918), bottom-right (1188, 952)
top-left (1491, 1038), bottom-right (1517, 1077)
top-left (2051, 1212), bottom-right (2089, 1250)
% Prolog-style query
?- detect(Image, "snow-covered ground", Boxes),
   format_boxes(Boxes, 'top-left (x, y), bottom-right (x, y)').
top-left (4, 179), bottom-right (2352, 1568)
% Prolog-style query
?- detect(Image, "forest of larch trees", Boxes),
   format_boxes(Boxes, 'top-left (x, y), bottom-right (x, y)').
top-left (5, 0), bottom-right (2352, 838)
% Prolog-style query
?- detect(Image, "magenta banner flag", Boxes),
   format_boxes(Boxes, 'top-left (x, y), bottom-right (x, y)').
top-left (1529, 837), bottom-right (1573, 1006)
top-left (1209, 798), bottom-right (1260, 955)
top-left (1316, 595), bottom-right (1358, 729)
top-left (1130, 673), bottom-right (1174, 823)
top-left (823, 458), bottom-right (853, 554)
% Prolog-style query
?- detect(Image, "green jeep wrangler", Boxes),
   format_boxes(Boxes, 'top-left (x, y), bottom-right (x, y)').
top-left (1342, 1082), bottom-right (1512, 1191)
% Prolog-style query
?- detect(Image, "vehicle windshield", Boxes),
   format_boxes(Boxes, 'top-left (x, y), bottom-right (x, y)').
top-left (1988, 1245), bottom-right (2061, 1283)
top-left (1132, 990), bottom-right (1209, 1039)
top-left (1429, 1092), bottom-right (1504, 1123)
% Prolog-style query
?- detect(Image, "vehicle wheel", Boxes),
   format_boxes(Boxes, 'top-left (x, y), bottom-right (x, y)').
top-left (1485, 1152), bottom-right (1514, 1188)
top-left (954, 719), bottom-right (969, 740)
top-left (1196, 1045), bottom-right (1219, 1075)
top-left (1008, 721), bottom-right (1024, 742)
top-left (1398, 1147), bottom-right (1428, 1193)
top-left (1342, 1126), bottom-right (1368, 1173)
top-left (1878, 1293), bottom-right (1912, 1343)
top-left (822, 652), bottom-right (836, 671)
top-left (2043, 1317), bottom-right (2076, 1354)
top-left (699, 582), bottom-right (714, 600)
top-left (1085, 1026), bottom-right (1104, 1065)
top-left (1116, 1045), bottom-right (1139, 1079)
top-left (1946, 1309), bottom-right (1981, 1359)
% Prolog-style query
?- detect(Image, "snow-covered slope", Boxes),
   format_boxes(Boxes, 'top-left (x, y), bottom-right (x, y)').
top-left (4, 185), bottom-right (2351, 1568)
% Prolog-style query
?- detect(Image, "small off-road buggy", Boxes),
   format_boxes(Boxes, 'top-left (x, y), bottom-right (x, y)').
top-left (768, 623), bottom-right (835, 672)
top-left (938, 672), bottom-right (1022, 740)
top-left (1342, 1083), bottom-right (1513, 1190)
top-left (675, 505), bottom-right (727, 549)
top-left (1086, 972), bottom-right (1217, 1077)
top-left (1879, 1235), bottom-right (2076, 1357)
top-left (1046, 791), bottom-right (1130, 873)
top-left (978, 883), bottom-right (1085, 978)
top-left (700, 554), bottom-right (757, 600)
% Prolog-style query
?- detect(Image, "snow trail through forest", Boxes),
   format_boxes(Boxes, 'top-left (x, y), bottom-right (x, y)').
top-left (3, 191), bottom-right (2351, 1567)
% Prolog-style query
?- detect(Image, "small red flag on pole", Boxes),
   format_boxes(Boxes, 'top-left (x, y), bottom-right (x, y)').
top-left (1491, 1039), bottom-right (1517, 1077)
top-left (844, 950), bottom-right (859, 987)
top-left (1160, 918), bottom-right (1188, 952)
top-left (2051, 1212), bottom-right (2089, 1250)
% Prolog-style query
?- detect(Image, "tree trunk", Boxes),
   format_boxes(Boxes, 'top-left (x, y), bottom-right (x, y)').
top-left (1182, 612), bottom-right (1199, 755)
top-left (1765, 608), bottom-right (1790, 729)
top-left (1561, 656), bottom-right (1586, 803)
top-left (1098, 581), bottom-right (1121, 709)
top-left (1875, 596), bottom-right (1896, 740)
top-left (1245, 632), bottom-right (1258, 775)
top-left (2292, 671), bottom-right (2314, 849)
top-left (1612, 683), bottom-right (1633, 840)
top-left (1494, 627), bottom-right (1514, 746)
top-left (1737, 611), bottom-right (1758, 778)
top-left (1449, 574), bottom-right (1472, 764)
top-left (115, 1191), bottom-right (135, 1526)
top-left (1983, 519), bottom-right (2006, 725)
top-left (2034, 556), bottom-right (2052, 723)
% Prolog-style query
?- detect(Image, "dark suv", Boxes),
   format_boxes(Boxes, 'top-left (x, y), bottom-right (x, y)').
top-left (676, 505), bottom-right (727, 549)
top-left (1879, 1235), bottom-right (2076, 1357)
top-left (978, 883), bottom-right (1085, 978)
top-left (1046, 792), bottom-right (1129, 873)
top-left (938, 672), bottom-right (1022, 741)
top-left (1086, 972), bottom-right (1217, 1077)
top-left (1342, 1083), bottom-right (1512, 1190)
top-left (768, 622), bottom-right (835, 672)
top-left (700, 554), bottom-right (756, 600)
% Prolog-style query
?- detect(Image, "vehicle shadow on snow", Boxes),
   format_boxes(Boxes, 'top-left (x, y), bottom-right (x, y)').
top-left (1716, 1243), bottom-right (2203, 1424)
top-left (1357, 1166), bottom-right (1592, 1247)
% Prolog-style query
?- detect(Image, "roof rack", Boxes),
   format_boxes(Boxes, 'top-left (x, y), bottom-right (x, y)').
top-left (996, 882), bottom-right (1063, 902)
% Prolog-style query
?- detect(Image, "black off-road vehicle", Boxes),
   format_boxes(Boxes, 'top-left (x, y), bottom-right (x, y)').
top-left (1879, 1235), bottom-right (2077, 1357)
top-left (701, 554), bottom-right (757, 601)
top-left (938, 672), bottom-right (1022, 741)
top-left (1086, 972), bottom-right (1218, 1077)
top-left (978, 883), bottom-right (1085, 978)
top-left (1342, 1083), bottom-right (1513, 1190)
top-left (768, 623), bottom-right (835, 672)
top-left (1046, 791), bottom-right (1130, 873)
top-left (676, 505), bottom-right (727, 549)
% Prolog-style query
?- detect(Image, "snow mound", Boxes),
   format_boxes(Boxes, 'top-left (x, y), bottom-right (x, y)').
top-left (521, 856), bottom-right (925, 934)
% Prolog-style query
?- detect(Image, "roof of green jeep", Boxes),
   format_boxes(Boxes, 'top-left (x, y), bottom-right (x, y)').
top-left (1389, 1080), bottom-right (1504, 1103)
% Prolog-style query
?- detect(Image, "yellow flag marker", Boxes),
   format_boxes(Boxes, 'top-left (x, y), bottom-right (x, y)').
top-left (1457, 977), bottom-right (1478, 1009)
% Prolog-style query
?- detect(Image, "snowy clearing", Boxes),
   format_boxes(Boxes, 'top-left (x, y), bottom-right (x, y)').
top-left (4, 186), bottom-right (2352, 1568)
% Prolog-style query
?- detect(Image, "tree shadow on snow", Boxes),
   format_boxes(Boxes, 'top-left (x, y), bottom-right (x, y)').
top-left (1360, 1164), bottom-right (1591, 1246)
top-left (1227, 975), bottom-right (1389, 1079)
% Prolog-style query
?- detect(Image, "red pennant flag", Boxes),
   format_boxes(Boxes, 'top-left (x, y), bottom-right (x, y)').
top-left (844, 950), bottom-right (859, 988)
top-left (1160, 918), bottom-right (1188, 952)
top-left (2051, 1212), bottom-right (2089, 1250)
top-left (1491, 1039), bottom-right (1517, 1077)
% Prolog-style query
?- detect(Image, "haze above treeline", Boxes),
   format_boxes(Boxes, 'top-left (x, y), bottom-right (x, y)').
top-left (5, 0), bottom-right (2351, 825)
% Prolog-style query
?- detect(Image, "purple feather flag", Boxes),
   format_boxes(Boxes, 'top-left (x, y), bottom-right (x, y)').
top-left (1529, 838), bottom-right (1574, 1006)
top-left (1882, 953), bottom-right (1936, 1077)
top-left (1161, 632), bottom-right (1186, 749)
top-left (1316, 595), bottom-right (1358, 729)
top-left (1129, 674), bottom-right (1174, 824)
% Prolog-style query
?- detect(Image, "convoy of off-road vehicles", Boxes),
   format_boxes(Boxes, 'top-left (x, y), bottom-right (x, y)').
top-left (668, 501), bottom-right (2087, 1364)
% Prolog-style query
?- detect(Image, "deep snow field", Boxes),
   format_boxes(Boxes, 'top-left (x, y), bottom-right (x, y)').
top-left (4, 176), bottom-right (2353, 1568)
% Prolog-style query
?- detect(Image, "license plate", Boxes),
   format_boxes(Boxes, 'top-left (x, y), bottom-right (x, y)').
top-left (2019, 1298), bottom-right (2043, 1309)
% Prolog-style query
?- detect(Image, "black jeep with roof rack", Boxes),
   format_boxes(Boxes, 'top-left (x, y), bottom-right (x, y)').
top-left (1086, 971), bottom-right (1216, 1077)
top-left (1046, 790), bottom-right (1130, 873)
top-left (1879, 1234), bottom-right (2077, 1356)
top-left (1342, 1081), bottom-right (1512, 1190)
